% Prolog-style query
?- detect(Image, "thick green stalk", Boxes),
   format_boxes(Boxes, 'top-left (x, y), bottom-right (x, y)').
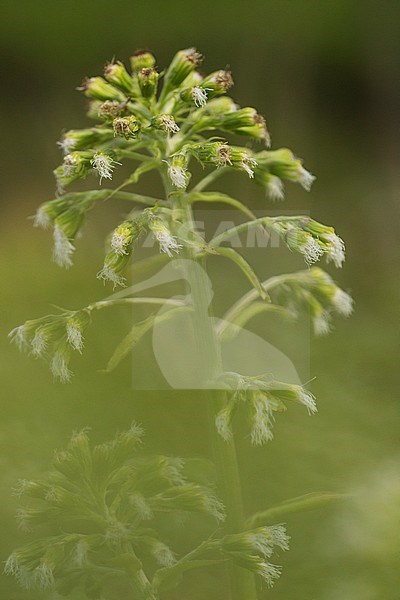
top-left (164, 171), bottom-right (258, 600)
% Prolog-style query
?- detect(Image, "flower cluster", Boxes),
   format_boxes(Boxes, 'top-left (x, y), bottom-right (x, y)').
top-left (215, 373), bottom-right (316, 445)
top-left (269, 267), bottom-right (354, 335)
top-left (219, 524), bottom-right (290, 587)
top-left (33, 191), bottom-right (107, 267)
top-left (5, 426), bottom-right (224, 596)
top-left (268, 216), bottom-right (346, 267)
top-left (9, 309), bottom-right (91, 382)
top-left (98, 209), bottom-right (181, 287)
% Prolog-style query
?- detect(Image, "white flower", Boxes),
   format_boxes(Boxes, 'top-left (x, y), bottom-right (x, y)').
top-left (53, 225), bottom-right (75, 268)
top-left (130, 493), bottom-right (153, 520)
top-left (57, 137), bottom-right (75, 155)
top-left (267, 176), bottom-right (285, 201)
top-left (90, 153), bottom-right (119, 183)
top-left (50, 351), bottom-right (72, 383)
top-left (33, 563), bottom-right (55, 590)
top-left (298, 166), bottom-right (315, 191)
top-left (168, 165), bottom-right (189, 189)
top-left (111, 223), bottom-right (135, 255)
top-left (298, 389), bottom-right (317, 414)
top-left (325, 233), bottom-right (346, 268)
top-left (313, 312), bottom-right (331, 336)
top-left (73, 540), bottom-right (89, 567)
top-left (332, 288), bottom-right (354, 317)
top-left (31, 329), bottom-right (48, 357)
top-left (240, 154), bottom-right (257, 178)
top-left (153, 542), bottom-right (176, 567)
top-left (9, 325), bottom-right (28, 351)
top-left (256, 562), bottom-right (282, 587)
top-left (66, 323), bottom-right (84, 352)
top-left (192, 86), bottom-right (208, 107)
top-left (97, 265), bottom-right (126, 289)
top-left (215, 403), bottom-right (235, 441)
top-left (4, 553), bottom-right (19, 577)
top-left (160, 115), bottom-right (180, 134)
top-left (153, 229), bottom-right (182, 257)
top-left (33, 206), bottom-right (51, 229)
top-left (251, 396), bottom-right (275, 445)
top-left (267, 524), bottom-right (291, 551)
top-left (62, 154), bottom-right (78, 176)
top-left (216, 144), bottom-right (232, 166)
top-left (300, 236), bottom-right (325, 265)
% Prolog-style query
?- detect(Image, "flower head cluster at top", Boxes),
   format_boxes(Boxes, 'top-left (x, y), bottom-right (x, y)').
top-left (12, 46), bottom-right (352, 383)
top-left (32, 47), bottom-right (321, 276)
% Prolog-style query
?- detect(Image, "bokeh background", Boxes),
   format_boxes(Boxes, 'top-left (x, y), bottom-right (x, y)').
top-left (1, 1), bottom-right (400, 598)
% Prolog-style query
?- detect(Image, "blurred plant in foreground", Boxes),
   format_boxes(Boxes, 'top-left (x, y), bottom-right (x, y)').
top-left (7, 47), bottom-right (353, 598)
top-left (5, 426), bottom-right (290, 598)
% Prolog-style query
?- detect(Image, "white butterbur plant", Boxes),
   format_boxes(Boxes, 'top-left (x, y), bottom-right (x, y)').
top-left (8, 47), bottom-right (353, 599)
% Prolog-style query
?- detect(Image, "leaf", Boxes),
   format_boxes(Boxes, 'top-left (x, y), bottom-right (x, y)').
top-left (246, 492), bottom-right (350, 528)
top-left (212, 247), bottom-right (270, 301)
top-left (189, 191), bottom-right (256, 220)
top-left (104, 306), bottom-right (192, 372)
top-left (153, 559), bottom-right (225, 593)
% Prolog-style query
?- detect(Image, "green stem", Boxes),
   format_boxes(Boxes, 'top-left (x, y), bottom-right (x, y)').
top-left (164, 171), bottom-right (258, 600)
top-left (207, 395), bottom-right (259, 600)
top-left (191, 167), bottom-right (229, 193)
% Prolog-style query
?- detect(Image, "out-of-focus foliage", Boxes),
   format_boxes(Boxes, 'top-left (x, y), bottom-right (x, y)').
top-left (1, 0), bottom-right (399, 598)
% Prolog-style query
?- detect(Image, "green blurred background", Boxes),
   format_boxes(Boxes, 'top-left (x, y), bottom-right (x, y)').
top-left (1, 1), bottom-right (400, 598)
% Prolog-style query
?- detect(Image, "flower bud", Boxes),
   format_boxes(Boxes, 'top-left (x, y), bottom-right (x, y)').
top-left (57, 127), bottom-right (113, 154)
top-left (80, 77), bottom-right (125, 102)
top-left (130, 49), bottom-right (156, 72)
top-left (110, 220), bottom-right (142, 255)
top-left (201, 70), bottom-right (233, 97)
top-left (66, 310), bottom-right (91, 352)
top-left (90, 152), bottom-right (120, 183)
top-left (147, 215), bottom-right (182, 257)
top-left (221, 108), bottom-right (270, 145)
top-left (254, 149), bottom-right (315, 190)
top-left (50, 341), bottom-right (72, 383)
top-left (137, 67), bottom-right (159, 98)
top-left (97, 249), bottom-right (131, 288)
top-left (301, 219), bottom-right (345, 267)
top-left (151, 114), bottom-right (180, 134)
top-left (220, 525), bottom-right (289, 587)
top-left (286, 227), bottom-right (325, 266)
top-left (104, 61), bottom-right (134, 95)
top-left (203, 97), bottom-right (237, 116)
top-left (164, 47), bottom-right (203, 88)
top-left (113, 116), bottom-right (140, 139)
top-left (167, 153), bottom-right (190, 189)
top-left (97, 100), bottom-right (128, 121)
